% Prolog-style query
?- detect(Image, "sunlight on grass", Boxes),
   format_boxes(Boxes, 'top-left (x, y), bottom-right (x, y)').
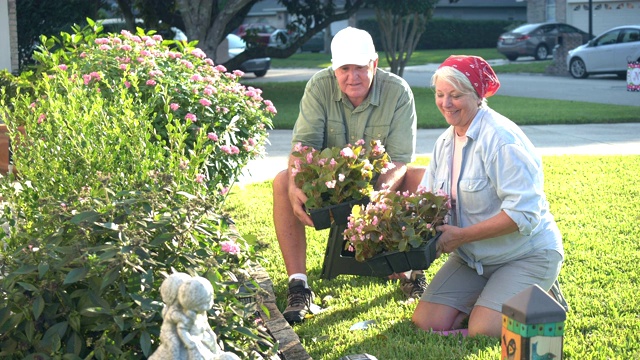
top-left (226, 155), bottom-right (640, 360)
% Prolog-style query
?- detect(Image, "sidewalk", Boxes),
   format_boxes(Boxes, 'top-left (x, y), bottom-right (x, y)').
top-left (238, 123), bottom-right (640, 185)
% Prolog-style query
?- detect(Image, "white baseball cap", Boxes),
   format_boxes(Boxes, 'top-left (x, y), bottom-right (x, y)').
top-left (331, 27), bottom-right (378, 70)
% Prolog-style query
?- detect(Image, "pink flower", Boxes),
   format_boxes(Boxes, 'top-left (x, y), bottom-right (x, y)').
top-left (119, 44), bottom-right (132, 51)
top-left (199, 98), bottom-right (212, 107)
top-left (37, 113), bottom-right (46, 124)
top-left (340, 147), bottom-right (355, 158)
top-left (185, 113), bottom-right (197, 122)
top-left (220, 145), bottom-right (232, 154)
top-left (146, 79), bottom-right (157, 86)
top-left (338, 173), bottom-right (345, 182)
top-left (266, 105), bottom-right (277, 114)
top-left (95, 38), bottom-right (109, 45)
top-left (124, 81), bottom-right (131, 88)
top-left (99, 44), bottom-right (111, 51)
top-left (170, 103), bottom-right (179, 111)
top-left (326, 180), bottom-right (337, 189)
top-left (191, 48), bottom-right (207, 59)
top-left (82, 74), bottom-right (92, 85)
top-left (207, 132), bottom-right (218, 141)
top-left (195, 174), bottom-right (206, 183)
top-left (58, 64), bottom-right (68, 71)
top-left (220, 240), bottom-right (241, 255)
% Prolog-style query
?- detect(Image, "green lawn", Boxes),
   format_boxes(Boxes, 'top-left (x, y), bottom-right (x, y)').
top-left (271, 48), bottom-right (552, 74)
top-left (226, 155), bottom-right (640, 360)
top-left (242, 82), bottom-right (639, 130)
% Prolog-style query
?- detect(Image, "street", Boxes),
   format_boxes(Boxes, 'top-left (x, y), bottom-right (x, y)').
top-left (245, 64), bottom-right (640, 107)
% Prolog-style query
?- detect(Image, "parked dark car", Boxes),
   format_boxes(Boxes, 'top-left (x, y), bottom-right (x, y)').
top-left (233, 23), bottom-right (289, 48)
top-left (497, 22), bottom-right (591, 61)
top-left (567, 25), bottom-right (640, 79)
top-left (300, 31), bottom-right (326, 53)
top-left (227, 33), bottom-right (271, 77)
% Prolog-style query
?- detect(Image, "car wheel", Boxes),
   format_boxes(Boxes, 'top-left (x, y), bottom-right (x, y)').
top-left (254, 70), bottom-right (267, 77)
top-left (569, 58), bottom-right (588, 79)
top-left (506, 54), bottom-right (518, 61)
top-left (534, 45), bottom-right (548, 60)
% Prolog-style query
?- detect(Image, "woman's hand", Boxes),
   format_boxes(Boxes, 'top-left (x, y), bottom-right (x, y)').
top-left (435, 224), bottom-right (466, 256)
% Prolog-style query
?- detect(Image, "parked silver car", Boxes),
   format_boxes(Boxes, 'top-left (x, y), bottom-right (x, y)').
top-left (567, 25), bottom-right (640, 79)
top-left (227, 34), bottom-right (271, 77)
top-left (497, 22), bottom-right (591, 61)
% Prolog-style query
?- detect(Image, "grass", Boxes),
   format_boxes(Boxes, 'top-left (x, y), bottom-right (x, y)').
top-left (271, 48), bottom-right (552, 74)
top-left (225, 155), bottom-right (640, 360)
top-left (242, 81), bottom-right (639, 130)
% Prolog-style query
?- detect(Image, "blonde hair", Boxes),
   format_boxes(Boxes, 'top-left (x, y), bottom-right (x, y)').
top-left (431, 66), bottom-right (488, 107)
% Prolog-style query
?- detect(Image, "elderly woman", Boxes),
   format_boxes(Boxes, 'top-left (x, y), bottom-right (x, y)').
top-left (412, 55), bottom-right (566, 337)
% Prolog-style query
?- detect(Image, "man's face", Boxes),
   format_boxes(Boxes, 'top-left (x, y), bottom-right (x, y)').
top-left (334, 59), bottom-right (378, 107)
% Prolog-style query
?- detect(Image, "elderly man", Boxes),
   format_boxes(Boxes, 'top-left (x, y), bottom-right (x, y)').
top-left (272, 27), bottom-right (422, 324)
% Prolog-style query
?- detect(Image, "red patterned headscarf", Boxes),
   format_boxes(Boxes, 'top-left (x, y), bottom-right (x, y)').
top-left (438, 55), bottom-right (500, 98)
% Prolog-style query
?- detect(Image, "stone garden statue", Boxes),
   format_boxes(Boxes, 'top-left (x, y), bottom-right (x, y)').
top-left (149, 272), bottom-right (241, 360)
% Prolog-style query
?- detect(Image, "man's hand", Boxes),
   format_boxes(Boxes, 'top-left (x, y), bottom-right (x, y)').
top-left (288, 184), bottom-right (314, 227)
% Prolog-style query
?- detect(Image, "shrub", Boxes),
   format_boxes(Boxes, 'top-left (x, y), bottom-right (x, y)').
top-left (0, 20), bottom-right (277, 359)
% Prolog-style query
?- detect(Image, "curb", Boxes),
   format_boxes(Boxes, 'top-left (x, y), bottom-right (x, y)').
top-left (253, 268), bottom-right (312, 360)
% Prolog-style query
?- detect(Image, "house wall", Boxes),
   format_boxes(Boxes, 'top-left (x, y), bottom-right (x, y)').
top-left (566, 0), bottom-right (640, 35)
top-left (0, 0), bottom-right (12, 72)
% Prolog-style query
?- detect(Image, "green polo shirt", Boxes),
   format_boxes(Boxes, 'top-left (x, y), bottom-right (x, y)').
top-left (291, 67), bottom-right (416, 164)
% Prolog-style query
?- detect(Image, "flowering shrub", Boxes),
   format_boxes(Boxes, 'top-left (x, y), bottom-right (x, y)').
top-left (0, 21), bottom-right (277, 359)
top-left (343, 186), bottom-right (450, 262)
top-left (21, 18), bottom-right (276, 201)
top-left (291, 139), bottom-right (394, 210)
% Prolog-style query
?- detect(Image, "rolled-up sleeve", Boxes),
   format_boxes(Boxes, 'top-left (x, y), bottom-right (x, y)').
top-left (490, 144), bottom-right (545, 235)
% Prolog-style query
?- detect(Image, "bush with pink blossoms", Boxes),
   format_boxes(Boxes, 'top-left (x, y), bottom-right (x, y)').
top-left (24, 18), bottom-right (276, 198)
top-left (291, 139), bottom-right (394, 210)
top-left (0, 21), bottom-right (278, 359)
top-left (343, 186), bottom-right (449, 262)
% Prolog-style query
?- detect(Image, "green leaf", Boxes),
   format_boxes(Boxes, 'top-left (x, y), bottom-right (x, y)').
top-left (14, 264), bottom-right (38, 275)
top-left (233, 326), bottom-right (260, 340)
top-left (63, 267), bottom-right (89, 285)
top-left (69, 211), bottom-right (100, 225)
top-left (140, 330), bottom-right (152, 356)
top-left (42, 321), bottom-right (68, 342)
top-left (17, 282), bottom-right (38, 292)
top-left (32, 295), bottom-right (44, 319)
top-left (100, 268), bottom-right (120, 291)
top-left (151, 232), bottom-right (174, 246)
top-left (38, 262), bottom-right (49, 279)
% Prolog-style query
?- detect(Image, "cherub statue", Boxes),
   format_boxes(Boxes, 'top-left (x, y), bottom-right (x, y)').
top-left (149, 273), bottom-right (241, 360)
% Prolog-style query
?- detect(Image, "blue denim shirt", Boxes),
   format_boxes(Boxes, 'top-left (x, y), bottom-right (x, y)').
top-left (421, 106), bottom-right (563, 275)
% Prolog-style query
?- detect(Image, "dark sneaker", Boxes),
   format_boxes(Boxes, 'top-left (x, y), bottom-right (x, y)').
top-left (400, 270), bottom-right (428, 299)
top-left (283, 279), bottom-right (314, 324)
top-left (549, 279), bottom-right (570, 313)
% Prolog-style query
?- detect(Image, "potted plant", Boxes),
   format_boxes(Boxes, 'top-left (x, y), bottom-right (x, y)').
top-left (291, 139), bottom-right (395, 230)
top-left (342, 185), bottom-right (449, 276)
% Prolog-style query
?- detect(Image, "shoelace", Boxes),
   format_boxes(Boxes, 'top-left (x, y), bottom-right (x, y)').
top-left (287, 288), bottom-right (311, 308)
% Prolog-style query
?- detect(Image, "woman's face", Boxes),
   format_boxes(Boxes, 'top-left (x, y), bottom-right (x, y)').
top-left (434, 77), bottom-right (479, 134)
top-left (334, 59), bottom-right (378, 107)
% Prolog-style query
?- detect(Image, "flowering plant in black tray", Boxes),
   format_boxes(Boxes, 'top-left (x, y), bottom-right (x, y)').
top-left (290, 139), bottom-right (395, 210)
top-left (343, 185), bottom-right (450, 262)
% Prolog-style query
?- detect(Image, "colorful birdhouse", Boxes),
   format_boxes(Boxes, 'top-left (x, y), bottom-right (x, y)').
top-left (501, 284), bottom-right (566, 360)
